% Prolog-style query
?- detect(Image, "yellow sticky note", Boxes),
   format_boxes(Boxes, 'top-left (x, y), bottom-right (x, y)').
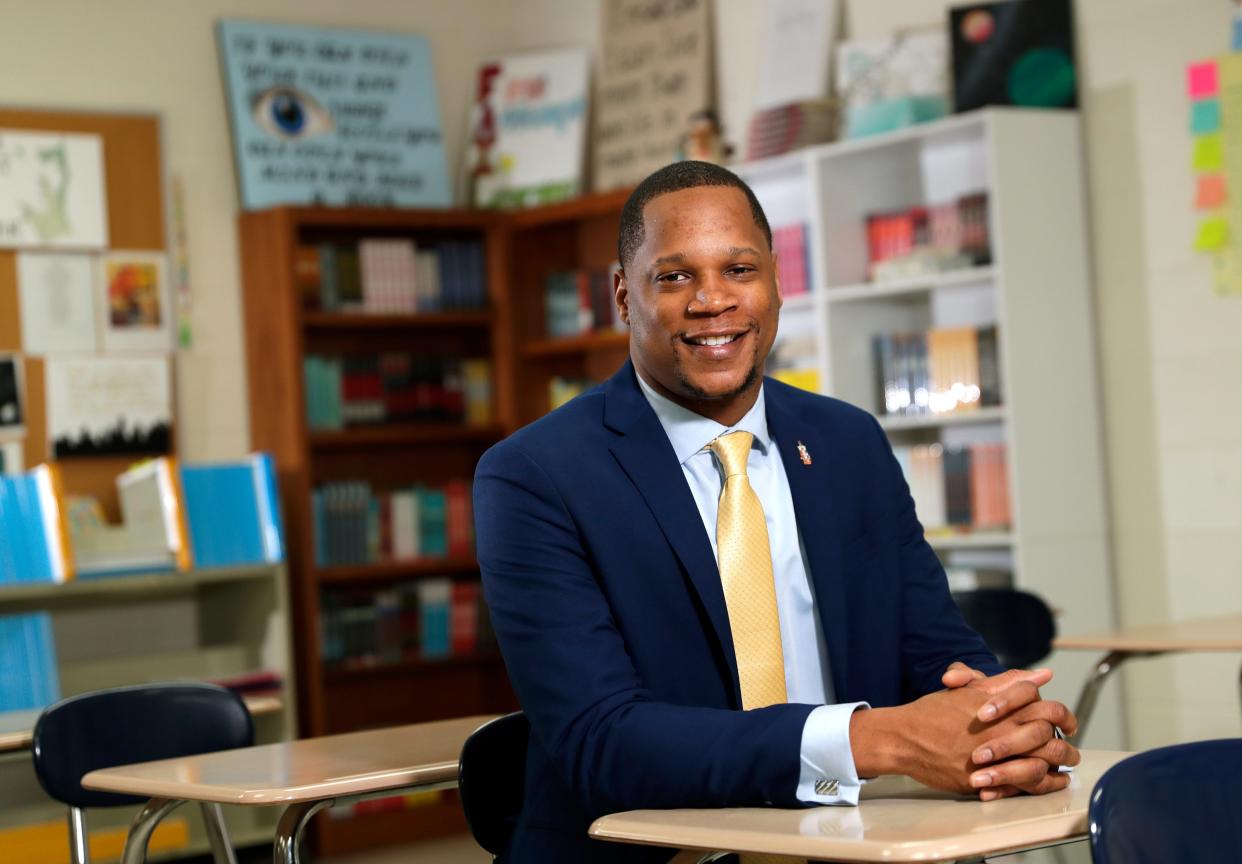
top-left (1195, 173), bottom-right (1227, 210)
top-left (1193, 134), bottom-right (1224, 171)
top-left (1195, 216), bottom-right (1229, 251)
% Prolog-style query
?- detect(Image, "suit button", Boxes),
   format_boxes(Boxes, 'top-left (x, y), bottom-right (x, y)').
top-left (815, 777), bottom-right (840, 796)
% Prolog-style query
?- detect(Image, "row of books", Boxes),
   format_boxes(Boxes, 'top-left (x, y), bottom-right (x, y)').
top-left (320, 578), bottom-right (496, 666)
top-left (549, 376), bottom-right (595, 411)
top-left (304, 355), bottom-right (492, 428)
top-left (545, 266), bottom-right (626, 338)
top-left (773, 224), bottom-right (812, 298)
top-left (312, 480), bottom-right (472, 568)
top-left (873, 325), bottom-right (1001, 417)
top-left (294, 238), bottom-right (488, 313)
top-left (895, 443), bottom-right (1011, 531)
top-left (864, 193), bottom-right (991, 282)
top-left (745, 99), bottom-right (834, 160)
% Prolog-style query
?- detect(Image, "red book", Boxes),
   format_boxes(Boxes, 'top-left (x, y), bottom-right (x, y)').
top-left (451, 581), bottom-right (480, 655)
top-left (445, 479), bottom-right (473, 557)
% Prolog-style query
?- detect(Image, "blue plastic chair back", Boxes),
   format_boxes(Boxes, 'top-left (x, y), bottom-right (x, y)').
top-left (1089, 738), bottom-right (1242, 863)
top-left (32, 682), bottom-right (254, 809)
top-left (952, 588), bottom-right (1056, 669)
top-left (459, 712), bottom-right (529, 857)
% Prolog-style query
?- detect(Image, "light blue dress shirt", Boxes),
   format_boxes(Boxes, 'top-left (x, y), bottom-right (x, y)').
top-left (636, 374), bottom-right (868, 805)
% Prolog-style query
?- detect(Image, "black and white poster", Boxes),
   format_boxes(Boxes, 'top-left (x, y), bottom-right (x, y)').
top-left (46, 356), bottom-right (172, 458)
top-left (0, 354), bottom-right (23, 432)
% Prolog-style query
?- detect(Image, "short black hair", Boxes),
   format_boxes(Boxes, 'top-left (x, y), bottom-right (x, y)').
top-left (617, 161), bottom-right (772, 271)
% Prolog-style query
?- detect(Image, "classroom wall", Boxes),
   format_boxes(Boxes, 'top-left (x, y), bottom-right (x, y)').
top-left (2, 1), bottom-right (1238, 748)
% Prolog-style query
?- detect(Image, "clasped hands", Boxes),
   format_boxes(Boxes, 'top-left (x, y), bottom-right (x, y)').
top-left (849, 662), bottom-right (1080, 801)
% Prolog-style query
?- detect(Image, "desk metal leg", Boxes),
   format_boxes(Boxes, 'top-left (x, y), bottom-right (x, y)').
top-left (1070, 650), bottom-right (1161, 744)
top-left (121, 798), bottom-right (184, 864)
top-left (273, 799), bottom-right (334, 864)
top-left (200, 802), bottom-right (239, 864)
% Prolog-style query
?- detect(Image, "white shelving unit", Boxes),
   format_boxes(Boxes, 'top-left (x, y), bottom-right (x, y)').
top-left (0, 565), bottom-right (296, 861)
top-left (738, 108), bottom-right (1123, 749)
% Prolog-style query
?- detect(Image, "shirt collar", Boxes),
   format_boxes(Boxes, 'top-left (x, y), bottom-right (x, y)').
top-left (636, 371), bottom-right (771, 465)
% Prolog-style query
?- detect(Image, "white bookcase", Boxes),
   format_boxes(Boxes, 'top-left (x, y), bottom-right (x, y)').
top-left (736, 108), bottom-right (1124, 749)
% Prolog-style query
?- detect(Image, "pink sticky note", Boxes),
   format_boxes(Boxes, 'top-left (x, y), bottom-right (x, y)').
top-left (1188, 60), bottom-right (1219, 99)
top-left (1196, 173), bottom-right (1227, 210)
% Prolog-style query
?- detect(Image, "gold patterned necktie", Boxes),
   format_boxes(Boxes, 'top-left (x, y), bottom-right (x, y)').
top-left (708, 431), bottom-right (788, 710)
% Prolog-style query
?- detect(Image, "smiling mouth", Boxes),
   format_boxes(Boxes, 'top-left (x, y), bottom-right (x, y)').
top-left (682, 332), bottom-right (745, 347)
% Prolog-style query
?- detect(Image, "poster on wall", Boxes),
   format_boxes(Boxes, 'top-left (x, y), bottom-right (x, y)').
top-left (16, 252), bottom-right (98, 354)
top-left (466, 48), bottom-right (589, 209)
top-left (216, 19), bottom-right (451, 209)
top-left (46, 356), bottom-right (172, 459)
top-left (0, 130), bottom-right (108, 249)
top-left (0, 354), bottom-right (23, 434)
top-left (592, 0), bottom-right (713, 192)
top-left (98, 251), bottom-right (173, 351)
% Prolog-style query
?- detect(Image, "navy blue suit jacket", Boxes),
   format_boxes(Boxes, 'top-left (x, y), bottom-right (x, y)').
top-left (474, 361), bottom-right (999, 863)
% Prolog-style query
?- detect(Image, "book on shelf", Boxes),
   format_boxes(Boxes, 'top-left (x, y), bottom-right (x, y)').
top-left (320, 576), bottom-right (489, 668)
top-left (544, 264), bottom-right (626, 338)
top-left (304, 354), bottom-right (492, 429)
top-left (548, 376), bottom-right (596, 411)
top-left (298, 238), bottom-right (488, 314)
top-left (745, 99), bottom-right (835, 160)
top-left (773, 223), bottom-right (812, 298)
top-left (863, 193), bottom-right (991, 283)
top-left (873, 324), bottom-right (1001, 417)
top-left (894, 442), bottom-right (1011, 534)
top-left (312, 479), bottom-right (472, 568)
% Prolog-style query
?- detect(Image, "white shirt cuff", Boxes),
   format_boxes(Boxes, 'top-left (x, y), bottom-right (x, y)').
top-left (796, 702), bottom-right (870, 806)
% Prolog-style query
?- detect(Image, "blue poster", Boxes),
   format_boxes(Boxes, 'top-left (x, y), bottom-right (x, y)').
top-left (216, 19), bottom-right (450, 209)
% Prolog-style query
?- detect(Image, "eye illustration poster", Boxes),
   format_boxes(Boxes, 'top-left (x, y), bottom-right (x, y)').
top-left (216, 19), bottom-right (450, 209)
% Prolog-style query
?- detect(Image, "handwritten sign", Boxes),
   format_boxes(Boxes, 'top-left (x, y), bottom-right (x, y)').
top-left (0, 130), bottom-right (108, 249)
top-left (216, 19), bottom-right (450, 209)
top-left (592, 0), bottom-right (712, 192)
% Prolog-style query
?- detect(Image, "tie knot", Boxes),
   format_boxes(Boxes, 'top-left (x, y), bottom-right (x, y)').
top-left (709, 431), bottom-right (754, 477)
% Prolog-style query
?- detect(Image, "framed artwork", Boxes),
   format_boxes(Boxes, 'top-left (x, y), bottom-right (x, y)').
top-left (98, 251), bottom-right (173, 352)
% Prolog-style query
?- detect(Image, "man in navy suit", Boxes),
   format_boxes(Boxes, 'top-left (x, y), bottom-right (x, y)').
top-left (474, 162), bottom-right (1079, 863)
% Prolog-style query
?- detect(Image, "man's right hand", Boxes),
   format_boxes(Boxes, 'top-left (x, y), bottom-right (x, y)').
top-left (847, 681), bottom-right (1079, 797)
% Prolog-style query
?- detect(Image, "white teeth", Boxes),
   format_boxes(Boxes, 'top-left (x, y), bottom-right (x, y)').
top-left (691, 334), bottom-right (738, 346)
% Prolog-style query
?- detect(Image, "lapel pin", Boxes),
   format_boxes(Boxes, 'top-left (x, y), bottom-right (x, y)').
top-left (796, 440), bottom-right (812, 465)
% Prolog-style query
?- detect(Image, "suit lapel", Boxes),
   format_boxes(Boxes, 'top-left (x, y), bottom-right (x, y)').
top-left (764, 381), bottom-right (852, 698)
top-left (604, 362), bottom-right (741, 701)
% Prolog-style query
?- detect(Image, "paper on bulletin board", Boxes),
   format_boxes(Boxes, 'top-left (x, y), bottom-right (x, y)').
top-left (45, 355), bottom-right (172, 459)
top-left (0, 130), bottom-right (108, 249)
top-left (592, 0), bottom-right (712, 192)
top-left (0, 353), bottom-right (24, 435)
top-left (0, 439), bottom-right (22, 474)
top-left (16, 253), bottom-right (98, 354)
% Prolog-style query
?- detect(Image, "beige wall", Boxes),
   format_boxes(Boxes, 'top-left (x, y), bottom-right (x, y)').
top-left (4, 0), bottom-right (1238, 746)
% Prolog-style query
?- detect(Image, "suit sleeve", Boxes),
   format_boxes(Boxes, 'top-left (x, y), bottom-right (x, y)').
top-left (474, 441), bottom-right (817, 819)
top-left (869, 417), bottom-right (1003, 697)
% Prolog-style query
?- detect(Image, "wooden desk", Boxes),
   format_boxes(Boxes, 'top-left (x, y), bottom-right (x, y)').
top-left (82, 714), bottom-right (496, 864)
top-left (1054, 613), bottom-right (1242, 743)
top-left (590, 750), bottom-right (1131, 863)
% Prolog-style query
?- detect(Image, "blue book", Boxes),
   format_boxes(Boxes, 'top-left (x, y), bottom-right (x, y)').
top-left (180, 453), bottom-right (285, 568)
top-left (0, 613), bottom-right (59, 712)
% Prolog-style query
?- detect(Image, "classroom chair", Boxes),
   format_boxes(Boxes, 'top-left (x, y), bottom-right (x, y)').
top-left (458, 711), bottom-right (530, 858)
top-left (1088, 738), bottom-right (1242, 863)
top-left (31, 682), bottom-right (254, 864)
top-left (952, 587), bottom-right (1056, 669)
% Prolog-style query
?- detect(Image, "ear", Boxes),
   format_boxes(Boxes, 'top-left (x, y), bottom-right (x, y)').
top-left (615, 268), bottom-right (631, 325)
top-left (771, 250), bottom-right (783, 311)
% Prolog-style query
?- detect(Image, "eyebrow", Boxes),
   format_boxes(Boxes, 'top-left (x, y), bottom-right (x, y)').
top-left (649, 246), bottom-right (762, 271)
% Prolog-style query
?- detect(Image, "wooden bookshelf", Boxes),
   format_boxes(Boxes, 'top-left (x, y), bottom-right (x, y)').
top-left (503, 189), bottom-right (633, 425)
top-left (237, 206), bottom-right (520, 854)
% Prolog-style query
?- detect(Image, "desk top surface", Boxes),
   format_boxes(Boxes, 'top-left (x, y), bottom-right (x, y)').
top-left (590, 750), bottom-right (1132, 863)
top-left (81, 714), bottom-right (496, 805)
top-left (1054, 613), bottom-right (1242, 651)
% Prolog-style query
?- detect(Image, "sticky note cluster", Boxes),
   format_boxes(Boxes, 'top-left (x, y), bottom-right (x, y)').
top-left (1189, 58), bottom-right (1228, 251)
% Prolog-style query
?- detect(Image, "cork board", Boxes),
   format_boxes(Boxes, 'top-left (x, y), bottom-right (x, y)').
top-left (0, 109), bottom-right (168, 519)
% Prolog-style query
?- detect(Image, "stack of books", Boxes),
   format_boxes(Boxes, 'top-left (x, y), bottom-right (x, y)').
top-left (311, 479), bottom-right (473, 568)
top-left (894, 443), bottom-right (1011, 532)
top-left (773, 223), bottom-right (812, 297)
top-left (745, 100), bottom-right (836, 160)
top-left (864, 193), bottom-right (991, 282)
top-left (544, 266), bottom-right (626, 337)
top-left (872, 324), bottom-right (1001, 417)
top-left (319, 577), bottom-right (495, 667)
top-left (295, 238), bottom-right (488, 313)
top-left (303, 355), bottom-right (492, 428)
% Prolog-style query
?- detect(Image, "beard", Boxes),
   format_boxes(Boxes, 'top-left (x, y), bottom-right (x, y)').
top-left (670, 346), bottom-right (762, 403)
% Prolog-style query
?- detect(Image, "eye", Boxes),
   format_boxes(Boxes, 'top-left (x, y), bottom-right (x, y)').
top-left (251, 86), bottom-right (334, 140)
top-left (726, 265), bottom-right (756, 277)
top-left (657, 271), bottom-right (689, 284)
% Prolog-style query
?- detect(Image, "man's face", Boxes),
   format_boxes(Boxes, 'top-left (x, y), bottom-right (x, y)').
top-left (617, 185), bottom-right (780, 424)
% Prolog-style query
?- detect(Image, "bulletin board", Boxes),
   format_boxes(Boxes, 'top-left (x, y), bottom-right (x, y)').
top-left (0, 108), bottom-right (171, 519)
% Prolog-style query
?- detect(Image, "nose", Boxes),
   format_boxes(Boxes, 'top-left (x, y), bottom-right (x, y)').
top-left (686, 273), bottom-right (737, 316)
